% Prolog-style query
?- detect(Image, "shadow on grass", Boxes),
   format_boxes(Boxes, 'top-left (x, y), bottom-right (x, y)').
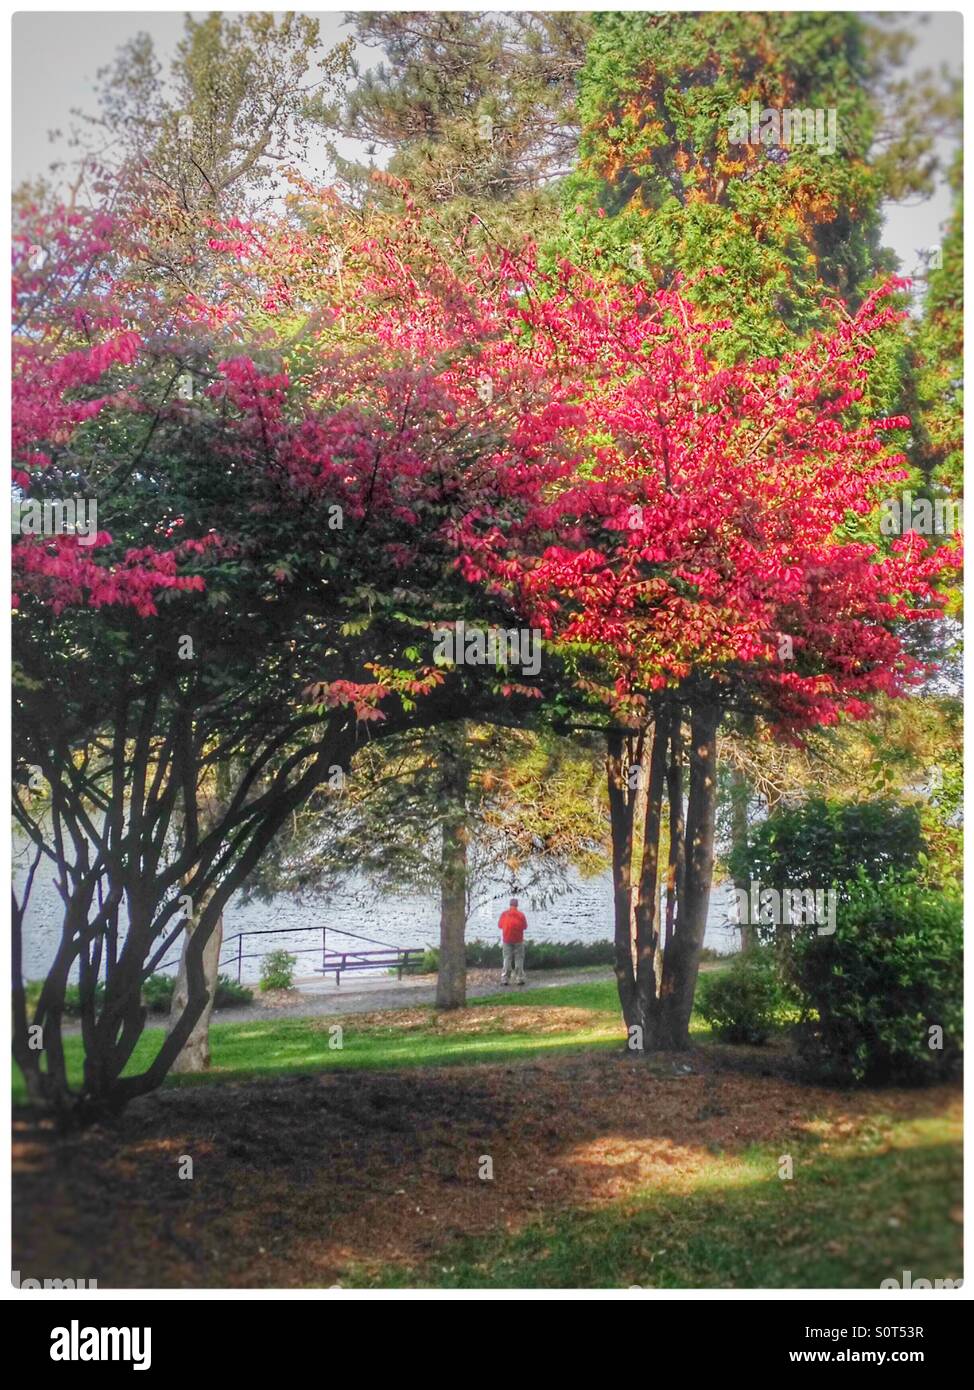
top-left (13, 1027), bottom-right (961, 1290)
top-left (345, 1140), bottom-right (963, 1290)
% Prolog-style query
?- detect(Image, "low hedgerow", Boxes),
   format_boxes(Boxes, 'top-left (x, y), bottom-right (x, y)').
top-left (411, 939), bottom-right (618, 975)
top-left (20, 980), bottom-right (105, 1018)
top-left (64, 981), bottom-right (104, 1017)
top-left (142, 973), bottom-right (176, 1013)
top-left (23, 974), bottom-right (254, 1018)
top-left (213, 975), bottom-right (255, 1009)
top-left (141, 973), bottom-right (254, 1013)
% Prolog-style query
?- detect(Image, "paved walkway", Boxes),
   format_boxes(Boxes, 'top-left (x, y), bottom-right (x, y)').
top-left (223, 965), bottom-right (616, 1025)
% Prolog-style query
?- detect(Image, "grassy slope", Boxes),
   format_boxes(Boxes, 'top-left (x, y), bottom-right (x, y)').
top-left (13, 980), bottom-right (630, 1101)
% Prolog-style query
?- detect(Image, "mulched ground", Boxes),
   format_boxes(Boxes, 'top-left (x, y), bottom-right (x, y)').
top-left (13, 1017), bottom-right (961, 1289)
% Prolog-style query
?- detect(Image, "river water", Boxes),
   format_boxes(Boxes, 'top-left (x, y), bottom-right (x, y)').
top-left (13, 839), bottom-right (740, 985)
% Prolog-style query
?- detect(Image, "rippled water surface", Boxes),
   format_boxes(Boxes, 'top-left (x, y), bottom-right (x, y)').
top-left (14, 841), bottom-right (739, 984)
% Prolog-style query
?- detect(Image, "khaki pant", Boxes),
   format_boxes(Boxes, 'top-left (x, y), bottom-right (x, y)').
top-left (501, 941), bottom-right (525, 983)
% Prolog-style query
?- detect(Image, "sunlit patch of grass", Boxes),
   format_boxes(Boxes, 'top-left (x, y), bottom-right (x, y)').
top-left (12, 982), bottom-right (633, 1100)
top-left (343, 1119), bottom-right (962, 1290)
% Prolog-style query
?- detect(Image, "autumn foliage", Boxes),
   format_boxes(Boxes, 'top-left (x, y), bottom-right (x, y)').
top-left (14, 196), bottom-right (954, 721)
top-left (11, 187), bottom-right (958, 1109)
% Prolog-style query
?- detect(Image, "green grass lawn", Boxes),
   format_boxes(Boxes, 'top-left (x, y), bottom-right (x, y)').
top-left (14, 979), bottom-right (635, 1101)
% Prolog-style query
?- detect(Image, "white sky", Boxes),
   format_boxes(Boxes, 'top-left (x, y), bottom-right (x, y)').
top-left (11, 9), bottom-right (963, 278)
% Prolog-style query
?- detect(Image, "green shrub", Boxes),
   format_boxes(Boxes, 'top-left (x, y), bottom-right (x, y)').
top-left (61, 982), bottom-right (105, 1017)
top-left (23, 973), bottom-right (254, 1019)
top-left (21, 980), bottom-right (43, 1014)
top-left (213, 974), bottom-right (254, 1009)
top-left (411, 939), bottom-right (618, 975)
top-left (20, 978), bottom-right (117, 1018)
top-left (729, 798), bottom-right (925, 912)
top-left (402, 949), bottom-right (438, 975)
top-left (786, 876), bottom-right (963, 1085)
top-left (696, 950), bottom-right (790, 1045)
top-left (142, 972), bottom-right (254, 1011)
top-left (142, 974), bottom-right (175, 1013)
top-left (260, 949), bottom-right (297, 992)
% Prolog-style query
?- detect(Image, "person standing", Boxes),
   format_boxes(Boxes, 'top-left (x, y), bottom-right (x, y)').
top-left (498, 897), bottom-right (528, 986)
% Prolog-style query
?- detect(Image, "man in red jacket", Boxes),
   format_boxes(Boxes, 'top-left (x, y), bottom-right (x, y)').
top-left (498, 897), bottom-right (528, 986)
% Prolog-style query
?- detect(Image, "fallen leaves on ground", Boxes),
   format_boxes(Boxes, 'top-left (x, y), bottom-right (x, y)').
top-left (13, 1034), bottom-right (961, 1289)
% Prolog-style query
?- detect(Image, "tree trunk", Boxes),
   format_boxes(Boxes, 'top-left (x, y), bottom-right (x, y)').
top-left (167, 896), bottom-right (223, 1073)
top-left (606, 730), bottom-right (638, 1026)
top-left (435, 734), bottom-right (470, 1010)
top-left (166, 765), bottom-right (237, 1074)
top-left (608, 702), bottom-right (721, 1054)
top-left (659, 703), bottom-right (720, 1048)
top-left (632, 710), bottom-right (670, 1045)
top-left (729, 762), bottom-right (755, 951)
top-left (663, 715), bottom-right (686, 953)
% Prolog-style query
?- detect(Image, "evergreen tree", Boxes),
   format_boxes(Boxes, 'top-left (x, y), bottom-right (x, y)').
top-left (909, 147), bottom-right (963, 496)
top-left (309, 11), bottom-right (591, 244)
top-left (564, 10), bottom-right (889, 358)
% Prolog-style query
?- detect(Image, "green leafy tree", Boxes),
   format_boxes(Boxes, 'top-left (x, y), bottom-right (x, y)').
top-left (728, 798), bottom-right (926, 906)
top-left (74, 12), bottom-right (323, 215)
top-left (247, 724), bottom-right (609, 1008)
top-left (864, 19), bottom-right (962, 204)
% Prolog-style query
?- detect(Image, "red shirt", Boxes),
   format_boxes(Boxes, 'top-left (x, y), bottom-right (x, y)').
top-left (499, 908), bottom-right (527, 944)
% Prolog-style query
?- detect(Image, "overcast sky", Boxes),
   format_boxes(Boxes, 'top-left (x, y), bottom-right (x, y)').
top-left (11, 9), bottom-right (963, 280)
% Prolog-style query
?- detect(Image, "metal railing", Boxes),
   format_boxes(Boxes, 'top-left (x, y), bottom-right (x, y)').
top-left (217, 923), bottom-right (428, 984)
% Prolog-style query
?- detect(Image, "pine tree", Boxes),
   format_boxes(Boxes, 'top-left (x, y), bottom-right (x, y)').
top-left (309, 11), bottom-right (590, 245)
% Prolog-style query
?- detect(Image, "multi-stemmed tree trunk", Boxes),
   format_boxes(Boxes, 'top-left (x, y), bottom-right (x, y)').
top-left (607, 699), bottom-right (721, 1051)
top-left (167, 892), bottom-right (223, 1074)
top-left (435, 732), bottom-right (471, 1010)
top-left (12, 695), bottom-right (363, 1125)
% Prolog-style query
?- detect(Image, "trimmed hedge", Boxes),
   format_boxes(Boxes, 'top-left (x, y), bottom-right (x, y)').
top-left (411, 939), bottom-right (616, 974)
top-left (142, 973), bottom-right (254, 1013)
top-left (21, 974), bottom-right (254, 1017)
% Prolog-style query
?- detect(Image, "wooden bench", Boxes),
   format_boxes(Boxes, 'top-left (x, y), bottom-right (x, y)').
top-left (317, 946), bottom-right (426, 986)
